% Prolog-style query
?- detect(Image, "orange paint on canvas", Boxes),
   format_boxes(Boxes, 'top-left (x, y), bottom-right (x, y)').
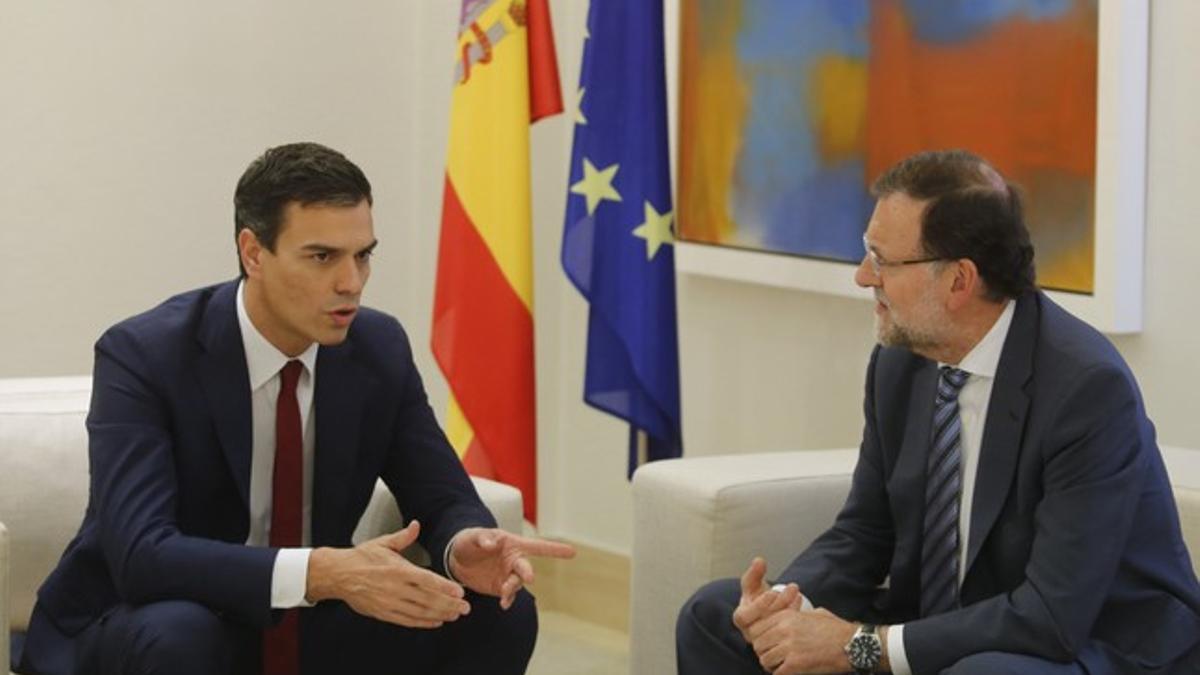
top-left (678, 0), bottom-right (749, 244)
top-left (865, 0), bottom-right (1098, 292)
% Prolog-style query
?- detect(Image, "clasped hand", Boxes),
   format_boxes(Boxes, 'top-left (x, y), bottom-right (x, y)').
top-left (732, 557), bottom-right (858, 675)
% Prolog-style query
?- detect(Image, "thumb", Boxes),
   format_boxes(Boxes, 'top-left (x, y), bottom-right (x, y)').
top-left (740, 557), bottom-right (767, 596)
top-left (385, 520), bottom-right (420, 553)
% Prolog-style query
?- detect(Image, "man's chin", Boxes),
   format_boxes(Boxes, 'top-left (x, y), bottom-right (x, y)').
top-left (315, 328), bottom-right (352, 347)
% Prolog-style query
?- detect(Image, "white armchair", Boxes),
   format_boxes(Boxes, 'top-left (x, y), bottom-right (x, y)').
top-left (629, 447), bottom-right (1200, 675)
top-left (0, 376), bottom-right (523, 674)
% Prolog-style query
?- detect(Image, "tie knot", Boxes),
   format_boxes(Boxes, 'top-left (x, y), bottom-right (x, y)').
top-left (937, 367), bottom-right (969, 401)
top-left (280, 360), bottom-right (303, 393)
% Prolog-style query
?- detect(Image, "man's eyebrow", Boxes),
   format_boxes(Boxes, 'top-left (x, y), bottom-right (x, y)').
top-left (297, 240), bottom-right (379, 254)
top-left (300, 243), bottom-right (338, 253)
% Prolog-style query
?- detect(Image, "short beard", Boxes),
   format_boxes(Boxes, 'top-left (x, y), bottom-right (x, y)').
top-left (875, 286), bottom-right (946, 355)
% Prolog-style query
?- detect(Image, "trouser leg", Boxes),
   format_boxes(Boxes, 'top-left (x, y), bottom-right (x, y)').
top-left (301, 588), bottom-right (537, 675)
top-left (76, 601), bottom-right (253, 675)
top-left (676, 578), bottom-right (764, 675)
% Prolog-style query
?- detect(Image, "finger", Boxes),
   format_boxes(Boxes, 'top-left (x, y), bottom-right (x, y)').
top-left (784, 584), bottom-right (805, 611)
top-left (768, 648), bottom-right (796, 672)
top-left (505, 534), bottom-right (576, 559)
top-left (753, 621), bottom-right (787, 657)
top-left (499, 572), bottom-right (522, 601)
top-left (745, 602), bottom-right (791, 643)
top-left (499, 573), bottom-right (523, 609)
top-left (740, 557), bottom-right (767, 598)
top-left (734, 588), bottom-right (776, 631)
top-left (403, 563), bottom-right (466, 600)
top-left (512, 556), bottom-right (535, 585)
top-left (756, 635), bottom-right (786, 667)
top-left (396, 596), bottom-right (467, 623)
top-left (404, 585), bottom-right (471, 621)
top-left (768, 584), bottom-right (800, 611)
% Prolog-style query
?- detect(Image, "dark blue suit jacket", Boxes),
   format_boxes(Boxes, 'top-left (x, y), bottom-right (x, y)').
top-left (781, 292), bottom-right (1200, 673)
top-left (21, 280), bottom-right (494, 674)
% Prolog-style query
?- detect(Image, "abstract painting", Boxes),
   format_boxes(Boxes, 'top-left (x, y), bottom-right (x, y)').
top-left (678, 0), bottom-right (1099, 293)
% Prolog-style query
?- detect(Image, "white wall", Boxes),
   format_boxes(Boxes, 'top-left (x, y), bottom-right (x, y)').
top-left (1, 1), bottom-right (1197, 555)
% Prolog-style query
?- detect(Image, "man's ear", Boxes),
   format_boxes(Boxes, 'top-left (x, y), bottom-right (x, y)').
top-left (946, 258), bottom-right (981, 311)
top-left (238, 228), bottom-right (265, 278)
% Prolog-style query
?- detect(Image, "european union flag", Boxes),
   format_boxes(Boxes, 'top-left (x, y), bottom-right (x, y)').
top-left (561, 0), bottom-right (682, 475)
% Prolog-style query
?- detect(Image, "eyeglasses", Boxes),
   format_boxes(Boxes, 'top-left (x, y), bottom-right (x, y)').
top-left (861, 234), bottom-right (947, 278)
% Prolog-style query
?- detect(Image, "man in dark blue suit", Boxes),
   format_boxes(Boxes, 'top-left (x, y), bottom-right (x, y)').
top-left (19, 142), bottom-right (574, 675)
top-left (677, 150), bottom-right (1200, 674)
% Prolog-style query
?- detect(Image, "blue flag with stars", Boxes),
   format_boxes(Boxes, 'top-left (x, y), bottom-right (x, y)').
top-left (562, 0), bottom-right (682, 475)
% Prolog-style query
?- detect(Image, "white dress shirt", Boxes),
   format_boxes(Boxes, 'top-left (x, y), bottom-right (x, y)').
top-left (236, 281), bottom-right (319, 609)
top-left (888, 299), bottom-right (1015, 675)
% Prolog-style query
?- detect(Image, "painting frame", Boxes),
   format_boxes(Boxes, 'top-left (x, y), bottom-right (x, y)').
top-left (667, 0), bottom-right (1147, 334)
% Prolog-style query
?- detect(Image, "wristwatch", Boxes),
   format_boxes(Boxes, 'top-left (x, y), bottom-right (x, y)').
top-left (844, 623), bottom-right (882, 674)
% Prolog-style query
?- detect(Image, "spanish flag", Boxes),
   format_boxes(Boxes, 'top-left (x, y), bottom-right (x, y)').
top-left (432, 0), bottom-right (561, 524)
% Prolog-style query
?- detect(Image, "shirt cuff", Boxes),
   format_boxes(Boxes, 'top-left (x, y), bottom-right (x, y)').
top-left (888, 624), bottom-right (913, 675)
top-left (443, 530), bottom-right (467, 583)
top-left (271, 547), bottom-right (314, 608)
top-left (771, 583), bottom-right (815, 611)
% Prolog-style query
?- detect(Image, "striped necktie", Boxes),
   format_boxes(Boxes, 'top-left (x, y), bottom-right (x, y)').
top-left (920, 366), bottom-right (969, 617)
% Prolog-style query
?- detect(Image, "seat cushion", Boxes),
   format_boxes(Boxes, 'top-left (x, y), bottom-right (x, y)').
top-left (0, 377), bottom-right (93, 633)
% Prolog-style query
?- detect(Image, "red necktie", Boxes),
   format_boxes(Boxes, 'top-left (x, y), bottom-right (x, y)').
top-left (264, 360), bottom-right (303, 675)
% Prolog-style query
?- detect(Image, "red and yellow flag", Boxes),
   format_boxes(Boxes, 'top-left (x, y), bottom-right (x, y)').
top-left (432, 0), bottom-right (561, 524)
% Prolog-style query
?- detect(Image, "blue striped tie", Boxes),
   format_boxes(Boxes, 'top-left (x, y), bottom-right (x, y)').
top-left (920, 366), bottom-right (970, 616)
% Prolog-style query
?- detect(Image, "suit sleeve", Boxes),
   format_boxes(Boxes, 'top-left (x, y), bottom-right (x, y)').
top-left (777, 346), bottom-right (897, 620)
top-left (88, 329), bottom-right (278, 626)
top-left (378, 321), bottom-right (496, 576)
top-left (903, 364), bottom-right (1146, 673)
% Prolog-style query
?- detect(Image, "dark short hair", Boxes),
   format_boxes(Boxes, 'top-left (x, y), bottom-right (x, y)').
top-left (233, 142), bottom-right (373, 275)
top-left (871, 149), bottom-right (1035, 301)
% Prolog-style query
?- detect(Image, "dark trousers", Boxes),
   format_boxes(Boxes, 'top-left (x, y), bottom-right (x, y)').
top-left (22, 589), bottom-right (536, 675)
top-left (675, 578), bottom-right (1200, 675)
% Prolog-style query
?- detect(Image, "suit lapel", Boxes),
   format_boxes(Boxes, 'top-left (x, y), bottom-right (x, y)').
top-left (964, 293), bottom-right (1036, 577)
top-left (896, 360), bottom-right (938, 561)
top-left (195, 281), bottom-right (254, 509)
top-left (312, 341), bottom-right (372, 546)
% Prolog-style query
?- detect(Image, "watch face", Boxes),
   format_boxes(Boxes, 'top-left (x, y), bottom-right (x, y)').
top-left (848, 633), bottom-right (882, 669)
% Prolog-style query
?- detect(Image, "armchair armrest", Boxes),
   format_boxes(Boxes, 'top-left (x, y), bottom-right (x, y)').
top-left (351, 477), bottom-right (525, 566)
top-left (629, 449), bottom-right (857, 675)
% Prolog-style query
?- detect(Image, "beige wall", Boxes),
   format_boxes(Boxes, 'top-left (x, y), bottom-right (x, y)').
top-left (1, 1), bottom-right (1197, 555)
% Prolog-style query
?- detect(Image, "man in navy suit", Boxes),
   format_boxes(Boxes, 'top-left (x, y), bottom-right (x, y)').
top-left (19, 142), bottom-right (574, 675)
top-left (676, 150), bottom-right (1200, 674)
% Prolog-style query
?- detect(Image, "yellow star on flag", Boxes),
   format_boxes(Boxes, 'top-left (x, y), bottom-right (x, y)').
top-left (570, 158), bottom-right (621, 216)
top-left (575, 88), bottom-right (587, 125)
top-left (632, 201), bottom-right (675, 260)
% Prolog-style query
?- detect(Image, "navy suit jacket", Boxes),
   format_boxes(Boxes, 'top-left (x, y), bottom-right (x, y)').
top-left (780, 292), bottom-right (1200, 673)
top-left (22, 280), bottom-right (494, 673)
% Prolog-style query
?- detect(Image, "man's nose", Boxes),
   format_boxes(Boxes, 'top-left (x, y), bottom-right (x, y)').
top-left (854, 256), bottom-right (879, 289)
top-left (335, 258), bottom-right (365, 295)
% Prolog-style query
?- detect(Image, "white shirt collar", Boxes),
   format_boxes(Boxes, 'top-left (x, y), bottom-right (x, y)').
top-left (236, 280), bottom-right (319, 390)
top-left (943, 299), bottom-right (1015, 379)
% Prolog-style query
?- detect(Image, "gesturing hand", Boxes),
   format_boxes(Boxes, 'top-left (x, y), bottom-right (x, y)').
top-left (448, 528), bottom-right (577, 609)
top-left (305, 520), bottom-right (471, 629)
top-left (732, 557), bottom-right (803, 644)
